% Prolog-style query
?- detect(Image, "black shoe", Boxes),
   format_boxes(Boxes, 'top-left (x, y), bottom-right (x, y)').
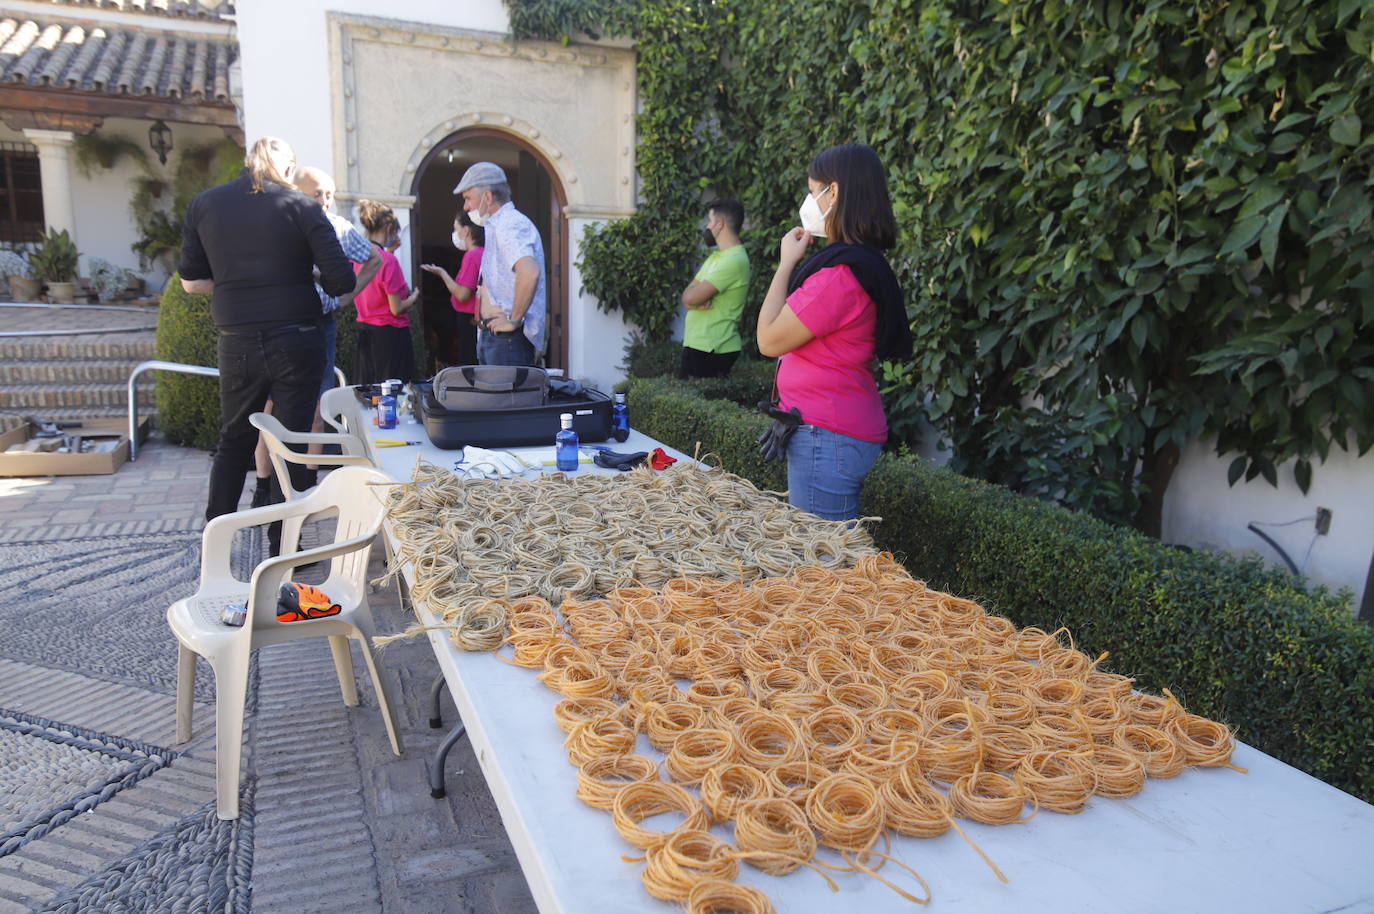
top-left (250, 478), bottom-right (273, 508)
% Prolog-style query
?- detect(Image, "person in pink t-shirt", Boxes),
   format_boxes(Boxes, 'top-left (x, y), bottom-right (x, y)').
top-left (353, 200), bottom-right (419, 384)
top-left (756, 143), bottom-right (913, 521)
top-left (421, 209), bottom-right (484, 366)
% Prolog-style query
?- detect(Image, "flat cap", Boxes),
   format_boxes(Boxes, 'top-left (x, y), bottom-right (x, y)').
top-left (453, 161), bottom-right (508, 194)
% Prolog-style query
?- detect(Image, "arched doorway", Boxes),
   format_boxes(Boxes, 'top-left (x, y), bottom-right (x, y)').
top-left (409, 129), bottom-right (568, 372)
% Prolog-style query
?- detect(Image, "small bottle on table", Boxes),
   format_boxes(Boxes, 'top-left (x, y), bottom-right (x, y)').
top-left (612, 391), bottom-right (630, 442)
top-left (555, 412), bottom-right (579, 472)
top-left (377, 382), bottom-right (398, 430)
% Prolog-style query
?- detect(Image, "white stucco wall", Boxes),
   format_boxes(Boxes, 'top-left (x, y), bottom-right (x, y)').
top-left (565, 216), bottom-right (633, 393)
top-left (1164, 440), bottom-right (1372, 609)
top-left (234, 0), bottom-right (509, 171)
top-left (0, 117), bottom-right (229, 291)
top-left (234, 0), bottom-right (638, 389)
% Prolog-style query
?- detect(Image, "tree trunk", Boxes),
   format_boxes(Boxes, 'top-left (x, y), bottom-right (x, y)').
top-left (1134, 440), bottom-right (1181, 539)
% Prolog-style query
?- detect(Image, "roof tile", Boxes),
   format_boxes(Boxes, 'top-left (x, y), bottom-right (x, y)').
top-left (0, 15), bottom-right (234, 103)
top-left (36, 1), bottom-right (234, 20)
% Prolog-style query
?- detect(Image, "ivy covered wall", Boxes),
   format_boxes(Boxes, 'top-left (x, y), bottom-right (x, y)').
top-left (508, 0), bottom-right (1374, 535)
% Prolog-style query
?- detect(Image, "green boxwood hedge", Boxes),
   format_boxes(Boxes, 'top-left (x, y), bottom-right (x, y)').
top-left (628, 376), bottom-right (1374, 803)
top-left (154, 273), bottom-right (219, 449)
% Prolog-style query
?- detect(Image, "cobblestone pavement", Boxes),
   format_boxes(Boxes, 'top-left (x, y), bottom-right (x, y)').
top-left (0, 432), bottom-right (537, 913)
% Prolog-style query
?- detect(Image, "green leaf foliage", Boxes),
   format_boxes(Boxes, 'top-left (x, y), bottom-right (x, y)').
top-left (154, 273), bottom-right (220, 449)
top-left (629, 377), bottom-right (1374, 802)
top-left (510, 0), bottom-right (1374, 531)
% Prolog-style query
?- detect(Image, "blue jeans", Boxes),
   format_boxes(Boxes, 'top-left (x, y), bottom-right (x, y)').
top-left (786, 424), bottom-right (882, 521)
top-left (207, 321), bottom-right (325, 520)
top-left (319, 314), bottom-right (338, 395)
top-left (478, 330), bottom-right (536, 366)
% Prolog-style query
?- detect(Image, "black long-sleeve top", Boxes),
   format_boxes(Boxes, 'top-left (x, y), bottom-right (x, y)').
top-left (178, 172), bottom-right (355, 331)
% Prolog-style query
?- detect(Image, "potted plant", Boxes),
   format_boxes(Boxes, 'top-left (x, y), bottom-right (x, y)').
top-left (0, 248), bottom-right (39, 301)
top-left (30, 228), bottom-right (80, 304)
top-left (87, 257), bottom-right (133, 304)
top-left (73, 132), bottom-right (150, 176)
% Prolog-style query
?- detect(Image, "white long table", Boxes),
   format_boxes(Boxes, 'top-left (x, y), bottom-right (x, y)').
top-left (365, 417), bottom-right (1374, 914)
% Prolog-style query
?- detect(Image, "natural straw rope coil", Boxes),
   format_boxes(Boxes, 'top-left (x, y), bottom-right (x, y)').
top-left (379, 460), bottom-right (878, 651)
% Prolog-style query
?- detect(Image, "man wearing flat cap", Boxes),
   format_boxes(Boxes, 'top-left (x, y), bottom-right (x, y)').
top-left (454, 161), bottom-right (546, 366)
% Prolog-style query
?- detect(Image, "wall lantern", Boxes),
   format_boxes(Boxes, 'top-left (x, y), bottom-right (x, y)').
top-left (148, 119), bottom-right (173, 166)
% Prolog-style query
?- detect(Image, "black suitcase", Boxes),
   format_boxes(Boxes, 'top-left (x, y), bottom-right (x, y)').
top-left (413, 380), bottom-right (614, 449)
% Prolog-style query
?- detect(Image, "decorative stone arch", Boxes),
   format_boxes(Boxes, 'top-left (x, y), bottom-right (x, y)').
top-left (406, 119), bottom-right (573, 369)
top-left (327, 12), bottom-right (638, 388)
top-left (398, 112), bottom-right (581, 205)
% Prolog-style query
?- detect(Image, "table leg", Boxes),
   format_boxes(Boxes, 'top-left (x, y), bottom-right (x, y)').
top-left (430, 722), bottom-right (468, 799)
top-left (428, 673), bottom-right (446, 729)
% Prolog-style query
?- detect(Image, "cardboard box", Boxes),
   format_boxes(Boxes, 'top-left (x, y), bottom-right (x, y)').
top-left (0, 417), bottom-right (150, 477)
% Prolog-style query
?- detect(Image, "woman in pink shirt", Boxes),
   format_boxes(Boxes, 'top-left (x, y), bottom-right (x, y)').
top-left (421, 209), bottom-right (484, 366)
top-left (756, 143), bottom-right (913, 520)
top-left (353, 200), bottom-right (418, 384)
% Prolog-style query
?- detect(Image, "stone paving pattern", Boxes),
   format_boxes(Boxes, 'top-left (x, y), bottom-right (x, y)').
top-left (0, 429), bottom-right (539, 913)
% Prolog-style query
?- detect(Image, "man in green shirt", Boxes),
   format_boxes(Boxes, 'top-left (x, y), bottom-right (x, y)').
top-left (679, 199), bottom-right (750, 378)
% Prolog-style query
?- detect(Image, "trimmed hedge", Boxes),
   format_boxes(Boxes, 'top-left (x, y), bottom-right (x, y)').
top-left (154, 273), bottom-right (219, 449)
top-left (154, 274), bottom-right (362, 447)
top-left (628, 376), bottom-right (1374, 803)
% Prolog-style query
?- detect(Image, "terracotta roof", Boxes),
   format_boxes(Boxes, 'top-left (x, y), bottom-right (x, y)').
top-left (0, 16), bottom-right (235, 102)
top-left (28, 0), bottom-right (233, 20)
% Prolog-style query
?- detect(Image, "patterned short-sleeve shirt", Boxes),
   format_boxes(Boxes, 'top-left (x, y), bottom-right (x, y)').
top-left (480, 202), bottom-right (546, 353)
top-left (316, 211), bottom-right (374, 314)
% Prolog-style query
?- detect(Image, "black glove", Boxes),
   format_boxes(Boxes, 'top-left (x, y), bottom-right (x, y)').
top-left (593, 449), bottom-right (649, 471)
top-left (757, 404), bottom-right (802, 462)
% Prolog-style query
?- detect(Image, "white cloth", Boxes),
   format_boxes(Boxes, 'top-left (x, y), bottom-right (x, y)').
top-left (479, 202), bottom-right (547, 354)
top-left (456, 446), bottom-right (535, 478)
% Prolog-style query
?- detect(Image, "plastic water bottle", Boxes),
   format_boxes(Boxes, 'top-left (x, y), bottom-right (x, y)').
top-left (555, 412), bottom-right (579, 472)
top-left (377, 382), bottom-right (398, 430)
top-left (612, 391), bottom-right (630, 439)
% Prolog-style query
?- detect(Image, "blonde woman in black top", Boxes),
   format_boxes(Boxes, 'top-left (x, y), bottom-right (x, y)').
top-left (179, 136), bottom-right (357, 527)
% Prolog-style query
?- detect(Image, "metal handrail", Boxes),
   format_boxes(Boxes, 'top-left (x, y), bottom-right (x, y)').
top-left (127, 361), bottom-right (348, 460)
top-left (128, 360), bottom-right (218, 461)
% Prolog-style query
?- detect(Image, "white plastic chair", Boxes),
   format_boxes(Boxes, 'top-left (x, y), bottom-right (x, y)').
top-left (319, 385), bottom-right (380, 467)
top-left (166, 466), bottom-right (404, 820)
top-left (315, 386), bottom-right (409, 581)
top-left (250, 409), bottom-right (375, 555)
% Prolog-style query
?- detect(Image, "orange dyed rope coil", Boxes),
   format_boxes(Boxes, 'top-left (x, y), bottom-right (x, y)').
top-left (640, 829), bottom-right (739, 903)
top-left (686, 879), bottom-right (776, 914)
top-left (576, 754), bottom-right (660, 812)
top-left (517, 552), bottom-right (1240, 910)
top-left (611, 781), bottom-right (710, 851)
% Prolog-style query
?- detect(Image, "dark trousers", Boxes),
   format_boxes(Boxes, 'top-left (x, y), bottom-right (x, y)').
top-left (678, 346), bottom-right (739, 379)
top-left (206, 322), bottom-right (325, 521)
top-left (356, 323), bottom-right (416, 385)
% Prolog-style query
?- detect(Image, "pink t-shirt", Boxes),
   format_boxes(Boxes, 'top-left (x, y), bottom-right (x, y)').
top-left (449, 246), bottom-right (484, 315)
top-left (777, 264), bottom-right (887, 444)
top-left (354, 247), bottom-right (409, 328)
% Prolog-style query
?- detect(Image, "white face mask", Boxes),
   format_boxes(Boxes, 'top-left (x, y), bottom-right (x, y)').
top-left (467, 193), bottom-right (492, 228)
top-left (452, 230), bottom-right (467, 251)
top-left (799, 184), bottom-right (833, 238)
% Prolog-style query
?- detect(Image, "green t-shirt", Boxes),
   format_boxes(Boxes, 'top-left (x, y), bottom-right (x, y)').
top-left (684, 244), bottom-right (750, 354)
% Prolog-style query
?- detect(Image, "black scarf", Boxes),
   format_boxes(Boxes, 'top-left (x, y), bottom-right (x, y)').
top-left (786, 242), bottom-right (913, 362)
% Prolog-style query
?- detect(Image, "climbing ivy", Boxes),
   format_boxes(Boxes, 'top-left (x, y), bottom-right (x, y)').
top-left (507, 0), bottom-right (1374, 532)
